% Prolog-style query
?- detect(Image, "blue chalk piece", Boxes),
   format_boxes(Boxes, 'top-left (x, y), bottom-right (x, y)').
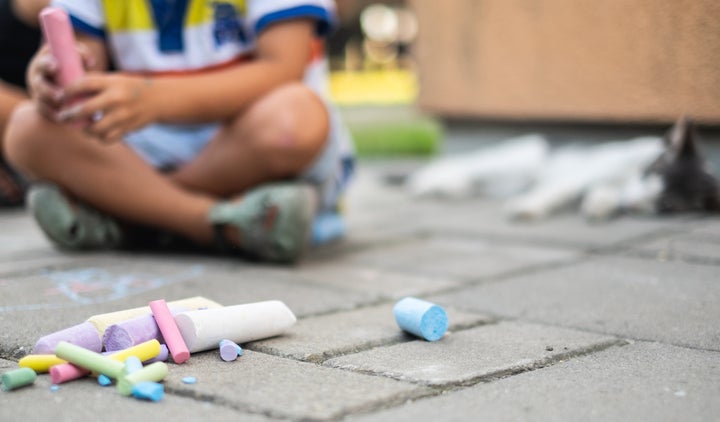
top-left (393, 297), bottom-right (448, 342)
top-left (131, 381), bottom-right (164, 402)
top-left (181, 376), bottom-right (197, 384)
top-left (50, 384), bottom-right (60, 392)
top-left (124, 356), bottom-right (143, 374)
top-left (235, 344), bottom-right (243, 356)
top-left (312, 212), bottom-right (346, 246)
top-left (97, 375), bottom-right (112, 386)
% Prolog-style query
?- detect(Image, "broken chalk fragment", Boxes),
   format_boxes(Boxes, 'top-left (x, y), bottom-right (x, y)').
top-left (98, 374), bottom-right (112, 386)
top-left (33, 321), bottom-right (102, 354)
top-left (181, 376), bottom-right (197, 384)
top-left (1, 367), bottom-right (37, 391)
top-left (393, 297), bottom-right (448, 342)
top-left (175, 301), bottom-right (296, 353)
top-left (219, 339), bottom-right (241, 362)
top-left (149, 299), bottom-right (189, 364)
top-left (124, 356), bottom-right (143, 374)
top-left (131, 381), bottom-right (164, 402)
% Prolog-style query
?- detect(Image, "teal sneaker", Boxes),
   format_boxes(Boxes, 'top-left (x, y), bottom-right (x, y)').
top-left (209, 182), bottom-right (317, 263)
top-left (27, 183), bottom-right (124, 250)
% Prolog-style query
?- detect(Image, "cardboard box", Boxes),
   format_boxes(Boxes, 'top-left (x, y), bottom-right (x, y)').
top-left (409, 0), bottom-right (720, 124)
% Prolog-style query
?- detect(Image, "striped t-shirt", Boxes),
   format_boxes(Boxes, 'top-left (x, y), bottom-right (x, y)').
top-left (51, 0), bottom-right (336, 74)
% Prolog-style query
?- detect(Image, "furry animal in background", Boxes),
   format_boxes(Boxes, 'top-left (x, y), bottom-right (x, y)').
top-left (407, 117), bottom-right (720, 222)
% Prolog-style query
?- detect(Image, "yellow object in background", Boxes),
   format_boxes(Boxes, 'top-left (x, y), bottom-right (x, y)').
top-left (329, 69), bottom-right (418, 105)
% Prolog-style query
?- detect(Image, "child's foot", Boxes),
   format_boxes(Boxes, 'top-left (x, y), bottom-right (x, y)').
top-left (27, 183), bottom-right (124, 250)
top-left (209, 182), bottom-right (317, 263)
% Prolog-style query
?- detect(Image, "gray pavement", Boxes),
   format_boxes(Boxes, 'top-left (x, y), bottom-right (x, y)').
top-left (1, 122), bottom-right (719, 421)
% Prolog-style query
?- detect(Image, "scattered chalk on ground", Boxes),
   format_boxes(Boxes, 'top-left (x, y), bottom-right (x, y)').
top-left (1, 367), bottom-right (37, 391)
top-left (131, 381), bottom-right (164, 402)
top-left (98, 374), bottom-right (112, 386)
top-left (182, 376), bottom-right (197, 384)
top-left (393, 297), bottom-right (448, 342)
top-left (50, 384), bottom-right (60, 392)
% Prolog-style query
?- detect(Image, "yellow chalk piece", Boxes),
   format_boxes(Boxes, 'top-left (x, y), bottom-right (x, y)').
top-left (18, 355), bottom-right (67, 373)
top-left (108, 339), bottom-right (161, 363)
top-left (86, 296), bottom-right (223, 335)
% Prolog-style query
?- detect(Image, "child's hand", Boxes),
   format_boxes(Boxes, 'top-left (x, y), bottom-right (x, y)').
top-left (27, 43), bottom-right (97, 122)
top-left (26, 46), bottom-right (64, 120)
top-left (57, 74), bottom-right (158, 143)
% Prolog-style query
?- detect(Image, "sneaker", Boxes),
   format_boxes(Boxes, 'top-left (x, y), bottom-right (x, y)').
top-left (27, 183), bottom-right (124, 250)
top-left (209, 182), bottom-right (317, 263)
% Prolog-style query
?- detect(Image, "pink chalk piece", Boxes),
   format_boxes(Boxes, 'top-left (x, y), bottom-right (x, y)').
top-left (50, 362), bottom-right (89, 385)
top-left (149, 300), bottom-right (189, 364)
top-left (33, 321), bottom-right (102, 355)
top-left (39, 7), bottom-right (85, 87)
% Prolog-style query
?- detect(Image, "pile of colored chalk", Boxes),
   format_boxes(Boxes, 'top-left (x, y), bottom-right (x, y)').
top-left (1, 296), bottom-right (297, 402)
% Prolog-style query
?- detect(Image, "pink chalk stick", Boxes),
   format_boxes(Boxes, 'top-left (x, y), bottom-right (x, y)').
top-left (50, 362), bottom-right (89, 384)
top-left (149, 300), bottom-right (189, 364)
top-left (39, 7), bottom-right (85, 87)
top-left (33, 321), bottom-right (102, 355)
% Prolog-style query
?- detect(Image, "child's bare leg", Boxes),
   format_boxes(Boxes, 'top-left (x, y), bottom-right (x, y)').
top-left (4, 102), bottom-right (216, 243)
top-left (169, 83), bottom-right (329, 197)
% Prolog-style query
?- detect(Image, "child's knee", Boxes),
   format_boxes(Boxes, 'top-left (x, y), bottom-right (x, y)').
top-left (4, 103), bottom-right (54, 172)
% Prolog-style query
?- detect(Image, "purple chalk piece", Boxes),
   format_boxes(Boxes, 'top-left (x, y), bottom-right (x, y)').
top-left (218, 339), bottom-right (240, 362)
top-left (33, 321), bottom-right (102, 354)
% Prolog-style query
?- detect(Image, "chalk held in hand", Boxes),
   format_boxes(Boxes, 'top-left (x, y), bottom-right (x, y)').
top-left (149, 299), bottom-right (190, 364)
top-left (393, 297), bottom-right (448, 341)
top-left (1, 368), bottom-right (37, 391)
top-left (175, 300), bottom-right (296, 353)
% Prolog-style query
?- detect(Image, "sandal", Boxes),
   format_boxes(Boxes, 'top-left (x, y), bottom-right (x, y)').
top-left (27, 183), bottom-right (124, 250)
top-left (0, 158), bottom-right (28, 207)
top-left (209, 182), bottom-right (317, 263)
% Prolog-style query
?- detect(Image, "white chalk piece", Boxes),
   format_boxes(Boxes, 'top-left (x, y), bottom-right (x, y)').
top-left (175, 301), bottom-right (296, 353)
top-left (393, 297), bottom-right (448, 341)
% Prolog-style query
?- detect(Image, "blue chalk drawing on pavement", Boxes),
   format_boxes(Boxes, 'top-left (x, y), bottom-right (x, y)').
top-left (0, 265), bottom-right (205, 312)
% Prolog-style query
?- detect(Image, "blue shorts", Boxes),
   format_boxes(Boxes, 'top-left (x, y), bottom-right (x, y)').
top-left (124, 105), bottom-right (354, 212)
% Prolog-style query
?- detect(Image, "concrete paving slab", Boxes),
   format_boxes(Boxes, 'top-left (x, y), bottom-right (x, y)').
top-left (629, 220), bottom-right (720, 265)
top-left (325, 322), bottom-right (619, 386)
top-left (265, 262), bottom-right (465, 300)
top-left (0, 362), bottom-right (270, 421)
top-left (336, 236), bottom-right (579, 282)
top-left (433, 256), bottom-right (720, 350)
top-left (249, 303), bottom-right (491, 362)
top-left (164, 350), bottom-right (426, 421)
top-left (0, 210), bottom-right (48, 253)
top-left (347, 341), bottom-right (720, 422)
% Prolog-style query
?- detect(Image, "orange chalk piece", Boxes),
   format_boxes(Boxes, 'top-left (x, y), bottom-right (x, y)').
top-left (149, 299), bottom-right (189, 364)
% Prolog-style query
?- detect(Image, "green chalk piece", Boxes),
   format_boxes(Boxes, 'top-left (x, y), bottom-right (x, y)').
top-left (55, 341), bottom-right (124, 379)
top-left (2, 367), bottom-right (37, 391)
top-left (117, 362), bottom-right (169, 396)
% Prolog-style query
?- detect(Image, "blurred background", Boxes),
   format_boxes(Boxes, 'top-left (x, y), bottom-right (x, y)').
top-left (327, 0), bottom-right (720, 158)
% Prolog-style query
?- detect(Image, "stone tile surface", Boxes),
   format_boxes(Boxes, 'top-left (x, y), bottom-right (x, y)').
top-left (433, 256), bottom-right (720, 350)
top-left (348, 342), bottom-right (720, 422)
top-left (325, 322), bottom-right (619, 386)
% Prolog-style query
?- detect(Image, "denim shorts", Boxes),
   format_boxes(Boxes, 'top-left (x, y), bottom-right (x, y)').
top-left (124, 104), bottom-right (354, 212)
